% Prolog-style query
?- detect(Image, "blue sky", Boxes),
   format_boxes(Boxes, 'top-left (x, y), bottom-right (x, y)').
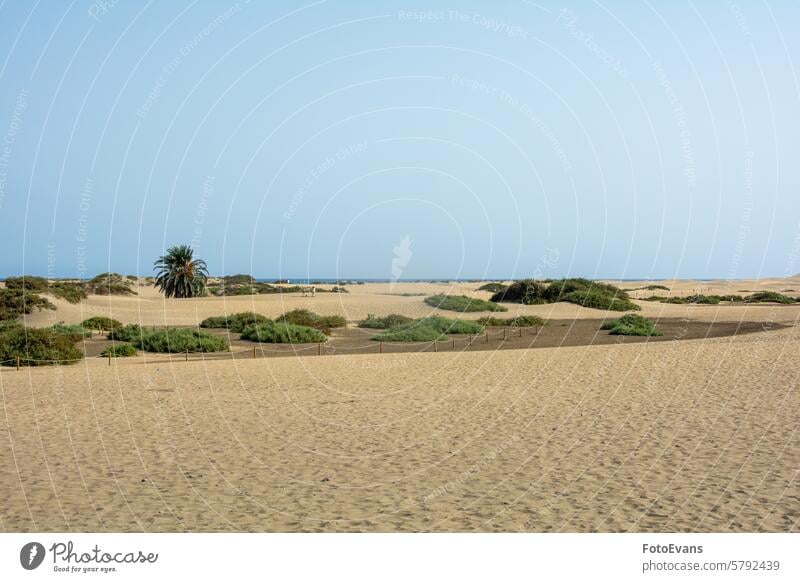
top-left (0, 1), bottom-right (798, 280)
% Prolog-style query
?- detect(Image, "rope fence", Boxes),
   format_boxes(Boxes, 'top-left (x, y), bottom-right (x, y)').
top-left (2, 326), bottom-right (542, 368)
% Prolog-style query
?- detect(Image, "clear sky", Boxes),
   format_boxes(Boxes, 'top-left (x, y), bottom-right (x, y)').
top-left (0, 1), bottom-right (798, 280)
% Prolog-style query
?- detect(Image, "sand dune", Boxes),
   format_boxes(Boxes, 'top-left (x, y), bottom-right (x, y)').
top-left (2, 280), bottom-right (799, 531)
top-left (21, 278), bottom-right (800, 328)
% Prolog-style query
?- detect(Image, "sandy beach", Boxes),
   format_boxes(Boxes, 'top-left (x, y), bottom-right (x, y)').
top-left (2, 280), bottom-right (799, 532)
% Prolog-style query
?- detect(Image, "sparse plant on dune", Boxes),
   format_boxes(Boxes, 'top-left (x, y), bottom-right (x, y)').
top-left (425, 294), bottom-right (507, 313)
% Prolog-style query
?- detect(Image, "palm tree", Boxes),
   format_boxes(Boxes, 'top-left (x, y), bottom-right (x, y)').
top-left (153, 245), bottom-right (209, 298)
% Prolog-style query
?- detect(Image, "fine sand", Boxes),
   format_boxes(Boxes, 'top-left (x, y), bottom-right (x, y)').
top-left (2, 279), bottom-right (799, 531)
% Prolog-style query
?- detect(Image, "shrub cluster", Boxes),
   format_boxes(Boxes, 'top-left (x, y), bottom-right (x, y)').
top-left (85, 273), bottom-right (136, 296)
top-left (0, 324), bottom-right (83, 366)
top-left (0, 287), bottom-right (55, 321)
top-left (358, 313), bottom-right (414, 329)
top-left (743, 291), bottom-right (796, 304)
top-left (477, 315), bottom-right (546, 327)
top-left (47, 323), bottom-right (92, 342)
top-left (107, 324), bottom-right (144, 342)
top-left (241, 322), bottom-right (327, 343)
top-left (131, 328), bottom-right (229, 353)
top-left (600, 314), bottom-right (662, 336)
top-left (371, 324), bottom-right (447, 342)
top-left (82, 316), bottom-right (123, 331)
top-left (490, 278), bottom-right (639, 312)
top-left (630, 284), bottom-right (670, 291)
top-left (200, 312), bottom-right (270, 333)
top-left (424, 294), bottom-right (507, 313)
top-left (48, 282), bottom-right (88, 303)
top-left (370, 315), bottom-right (484, 342)
top-left (274, 309), bottom-right (346, 334)
top-left (476, 282), bottom-right (508, 293)
top-left (101, 343), bottom-right (137, 357)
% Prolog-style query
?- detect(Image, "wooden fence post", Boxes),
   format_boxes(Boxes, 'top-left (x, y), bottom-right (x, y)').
top-left (253, 346), bottom-right (256, 358)
top-left (185, 349), bottom-right (188, 362)
top-left (318, 342), bottom-right (322, 356)
top-left (16, 356), bottom-right (20, 371)
top-left (380, 341), bottom-right (383, 354)
top-left (434, 341), bottom-right (437, 353)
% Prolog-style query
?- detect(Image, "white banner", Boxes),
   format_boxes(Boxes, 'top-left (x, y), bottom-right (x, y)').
top-left (0, 533), bottom-right (796, 581)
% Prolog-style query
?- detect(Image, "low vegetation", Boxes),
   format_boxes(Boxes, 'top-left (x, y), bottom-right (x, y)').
top-left (240, 322), bottom-right (327, 343)
top-left (107, 324), bottom-right (144, 342)
top-left (418, 315), bottom-right (484, 335)
top-left (48, 282), bottom-right (88, 303)
top-left (630, 284), bottom-right (670, 291)
top-left (370, 315), bottom-right (484, 342)
top-left (274, 309), bottom-right (346, 334)
top-left (100, 344), bottom-right (137, 357)
top-left (47, 323), bottom-right (92, 342)
top-left (476, 282), bottom-right (508, 293)
top-left (132, 328), bottom-right (229, 353)
top-left (600, 314), bottom-right (662, 336)
top-left (0, 324), bottom-right (83, 366)
top-left (491, 278), bottom-right (639, 311)
top-left (358, 313), bottom-right (414, 329)
top-left (200, 312), bottom-right (270, 333)
top-left (425, 294), bottom-right (507, 313)
top-left (371, 323), bottom-right (447, 342)
top-left (85, 273), bottom-right (136, 296)
top-left (477, 315), bottom-right (546, 327)
top-left (0, 287), bottom-right (55, 321)
top-left (743, 291), bottom-right (796, 304)
top-left (82, 316), bottom-right (123, 331)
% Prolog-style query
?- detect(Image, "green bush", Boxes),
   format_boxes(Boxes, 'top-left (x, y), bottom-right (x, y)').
top-left (371, 324), bottom-right (447, 342)
top-left (200, 312), bottom-right (270, 333)
top-left (718, 294), bottom-right (744, 302)
top-left (492, 278), bottom-right (636, 311)
top-left (4, 276), bottom-right (87, 304)
top-left (47, 323), bottom-right (91, 342)
top-left (241, 322), bottom-right (327, 343)
top-left (476, 282), bottom-right (507, 293)
top-left (133, 328), bottom-right (229, 353)
top-left (85, 273), bottom-right (136, 296)
top-left (631, 284), bottom-right (670, 291)
top-left (358, 313), bottom-right (414, 329)
top-left (100, 343), bottom-right (137, 357)
top-left (82, 316), bottom-right (123, 331)
top-left (425, 294), bottom-right (507, 313)
top-left (477, 315), bottom-right (546, 327)
top-left (0, 287), bottom-right (55, 321)
top-left (108, 324), bottom-right (144, 342)
top-left (743, 291), bottom-right (795, 304)
top-left (685, 294), bottom-right (721, 305)
top-left (0, 325), bottom-right (83, 366)
top-left (417, 315), bottom-right (485, 334)
top-left (562, 290), bottom-right (640, 311)
top-left (274, 309), bottom-right (346, 334)
top-left (640, 295), bottom-right (666, 302)
top-left (3, 276), bottom-right (49, 292)
top-left (48, 282), bottom-right (87, 303)
top-left (663, 297), bottom-right (688, 304)
top-left (490, 279), bottom-right (548, 304)
top-left (601, 314), bottom-right (662, 336)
